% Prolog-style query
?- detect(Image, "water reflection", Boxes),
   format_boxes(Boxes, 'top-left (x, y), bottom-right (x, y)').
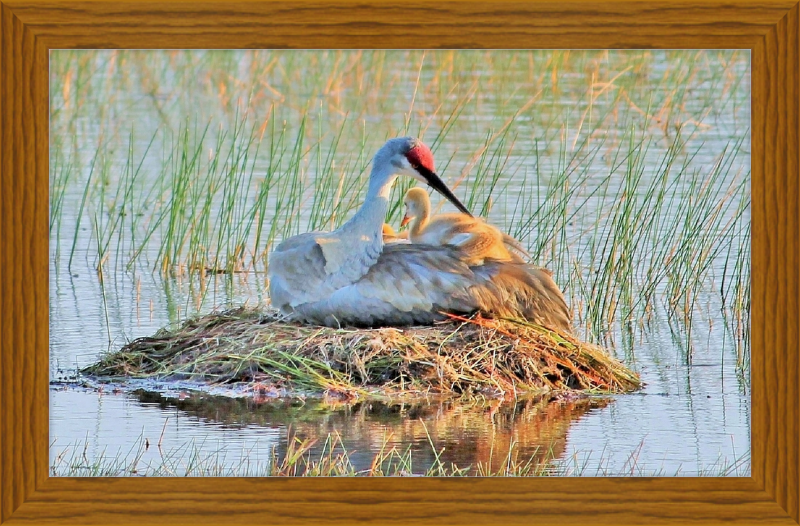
top-left (131, 390), bottom-right (610, 473)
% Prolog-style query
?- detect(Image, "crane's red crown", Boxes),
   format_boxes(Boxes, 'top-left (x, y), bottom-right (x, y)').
top-left (405, 142), bottom-right (435, 174)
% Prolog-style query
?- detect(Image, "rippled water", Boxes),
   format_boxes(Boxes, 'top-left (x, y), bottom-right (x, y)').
top-left (49, 50), bottom-right (750, 476)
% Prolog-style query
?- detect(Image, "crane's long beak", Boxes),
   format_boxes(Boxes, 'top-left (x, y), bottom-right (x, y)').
top-left (417, 166), bottom-right (473, 217)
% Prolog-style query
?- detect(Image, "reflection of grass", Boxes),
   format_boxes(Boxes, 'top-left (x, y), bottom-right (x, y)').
top-left (49, 50), bottom-right (750, 358)
top-left (50, 430), bottom-right (750, 477)
top-left (83, 308), bottom-right (641, 397)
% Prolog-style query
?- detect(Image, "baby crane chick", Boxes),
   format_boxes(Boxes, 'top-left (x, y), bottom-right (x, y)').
top-left (401, 187), bottom-right (528, 265)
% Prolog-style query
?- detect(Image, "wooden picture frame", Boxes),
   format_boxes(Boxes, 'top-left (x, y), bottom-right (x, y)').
top-left (2, 1), bottom-right (797, 524)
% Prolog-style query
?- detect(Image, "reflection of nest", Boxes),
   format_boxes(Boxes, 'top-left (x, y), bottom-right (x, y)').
top-left (133, 391), bottom-right (613, 474)
top-left (85, 307), bottom-right (640, 397)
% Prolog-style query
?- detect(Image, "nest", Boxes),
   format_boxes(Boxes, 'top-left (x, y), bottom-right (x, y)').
top-left (84, 308), bottom-right (641, 398)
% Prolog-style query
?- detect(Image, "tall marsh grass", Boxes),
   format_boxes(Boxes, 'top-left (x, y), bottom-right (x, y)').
top-left (49, 50), bottom-right (750, 362)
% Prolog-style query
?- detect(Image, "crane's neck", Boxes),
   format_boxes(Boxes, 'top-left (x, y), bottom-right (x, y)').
top-left (340, 164), bottom-right (397, 241)
top-left (318, 162), bottom-right (397, 280)
top-left (313, 147), bottom-right (412, 285)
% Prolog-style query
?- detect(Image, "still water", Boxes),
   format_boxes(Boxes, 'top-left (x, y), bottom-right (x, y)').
top-left (50, 50), bottom-right (750, 475)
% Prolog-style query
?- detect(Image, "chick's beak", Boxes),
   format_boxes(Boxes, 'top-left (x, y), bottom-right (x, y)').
top-left (400, 215), bottom-right (411, 227)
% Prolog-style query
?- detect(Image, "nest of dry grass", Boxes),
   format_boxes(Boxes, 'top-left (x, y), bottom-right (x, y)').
top-left (84, 308), bottom-right (640, 398)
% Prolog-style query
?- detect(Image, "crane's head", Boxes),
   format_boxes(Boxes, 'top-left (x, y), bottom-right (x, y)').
top-left (375, 137), bottom-right (472, 217)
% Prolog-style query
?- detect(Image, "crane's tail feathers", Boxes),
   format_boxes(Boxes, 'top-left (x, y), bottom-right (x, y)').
top-left (471, 261), bottom-right (572, 334)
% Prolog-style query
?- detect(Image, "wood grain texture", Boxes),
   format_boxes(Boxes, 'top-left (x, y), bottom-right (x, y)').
top-left (751, 2), bottom-right (800, 520)
top-left (1, 1), bottom-right (798, 524)
top-left (1, 3), bottom-right (48, 522)
top-left (2, 1), bottom-right (797, 48)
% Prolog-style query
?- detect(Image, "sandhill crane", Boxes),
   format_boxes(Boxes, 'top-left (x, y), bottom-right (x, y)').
top-left (401, 187), bottom-right (530, 265)
top-left (268, 137), bottom-right (571, 332)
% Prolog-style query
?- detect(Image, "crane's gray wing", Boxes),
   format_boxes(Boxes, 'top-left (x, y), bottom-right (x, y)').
top-left (268, 232), bottom-right (329, 313)
top-left (289, 243), bottom-right (572, 332)
top-left (289, 244), bottom-right (478, 327)
top-left (269, 231), bottom-right (383, 314)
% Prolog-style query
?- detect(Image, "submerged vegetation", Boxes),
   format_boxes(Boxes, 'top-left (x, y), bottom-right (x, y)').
top-left (84, 308), bottom-right (641, 397)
